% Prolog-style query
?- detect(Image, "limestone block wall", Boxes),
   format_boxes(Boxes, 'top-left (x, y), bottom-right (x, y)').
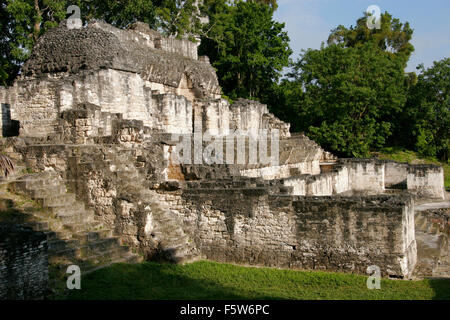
top-left (283, 176), bottom-right (307, 195)
top-left (413, 208), bottom-right (449, 277)
top-left (341, 159), bottom-right (385, 193)
top-left (332, 165), bottom-right (350, 194)
top-left (0, 224), bottom-right (48, 300)
top-left (407, 165), bottom-right (445, 199)
top-left (164, 191), bottom-right (417, 278)
top-left (240, 162), bottom-right (320, 180)
top-left (155, 93), bottom-right (193, 134)
top-left (280, 166), bottom-right (349, 196)
top-left (193, 98), bottom-right (290, 138)
top-left (305, 173), bottom-right (334, 196)
top-left (157, 37), bottom-right (198, 60)
top-left (4, 78), bottom-right (60, 137)
top-left (6, 69), bottom-right (289, 139)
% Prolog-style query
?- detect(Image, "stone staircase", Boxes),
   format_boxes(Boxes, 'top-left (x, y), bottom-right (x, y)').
top-left (143, 189), bottom-right (201, 264)
top-left (8, 170), bottom-right (142, 292)
top-left (103, 147), bottom-right (201, 264)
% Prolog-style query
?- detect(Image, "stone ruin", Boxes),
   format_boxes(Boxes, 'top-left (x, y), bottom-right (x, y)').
top-left (0, 21), bottom-right (447, 293)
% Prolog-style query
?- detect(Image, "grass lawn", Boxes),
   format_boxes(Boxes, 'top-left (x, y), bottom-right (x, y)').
top-left (65, 261), bottom-right (450, 300)
top-left (372, 147), bottom-right (450, 189)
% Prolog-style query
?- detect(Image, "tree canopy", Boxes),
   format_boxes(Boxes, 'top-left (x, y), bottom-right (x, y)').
top-left (199, 0), bottom-right (291, 100)
top-left (275, 11), bottom-right (415, 157)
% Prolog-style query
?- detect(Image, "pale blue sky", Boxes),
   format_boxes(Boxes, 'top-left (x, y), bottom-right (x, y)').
top-left (274, 0), bottom-right (450, 72)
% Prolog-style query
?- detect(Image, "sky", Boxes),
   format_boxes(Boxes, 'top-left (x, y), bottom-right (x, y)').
top-left (273, 0), bottom-right (450, 72)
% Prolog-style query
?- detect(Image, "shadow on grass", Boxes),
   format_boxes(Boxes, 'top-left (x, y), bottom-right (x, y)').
top-left (65, 262), bottom-right (278, 300)
top-left (429, 279), bottom-right (450, 300)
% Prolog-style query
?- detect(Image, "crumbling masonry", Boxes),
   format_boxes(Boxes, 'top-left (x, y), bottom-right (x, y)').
top-left (0, 21), bottom-right (447, 290)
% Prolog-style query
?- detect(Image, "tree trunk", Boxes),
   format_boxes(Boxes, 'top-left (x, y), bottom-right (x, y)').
top-left (33, 0), bottom-right (41, 42)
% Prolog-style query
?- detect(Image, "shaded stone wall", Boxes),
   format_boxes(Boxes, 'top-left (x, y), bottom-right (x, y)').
top-left (0, 223), bottom-right (48, 300)
top-left (385, 161), bottom-right (408, 188)
top-left (161, 190), bottom-right (417, 278)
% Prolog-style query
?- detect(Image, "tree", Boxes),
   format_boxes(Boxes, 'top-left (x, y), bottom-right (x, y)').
top-left (1, 1), bottom-right (19, 85)
top-left (80, 0), bottom-right (158, 29)
top-left (328, 11), bottom-right (414, 68)
top-left (274, 11), bottom-right (415, 157)
top-left (246, 0), bottom-right (277, 10)
top-left (5, 0), bottom-right (68, 65)
top-left (287, 41), bottom-right (407, 158)
top-left (199, 1), bottom-right (291, 100)
top-left (407, 59), bottom-right (450, 161)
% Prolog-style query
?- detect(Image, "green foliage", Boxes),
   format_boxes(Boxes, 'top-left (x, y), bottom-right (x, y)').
top-left (199, 1), bottom-right (291, 100)
top-left (5, 0), bottom-right (68, 66)
top-left (79, 0), bottom-right (158, 29)
top-left (65, 261), bottom-right (450, 300)
top-left (408, 59), bottom-right (450, 161)
top-left (287, 41), bottom-right (407, 157)
top-left (328, 11), bottom-right (414, 68)
top-left (272, 12), bottom-right (415, 158)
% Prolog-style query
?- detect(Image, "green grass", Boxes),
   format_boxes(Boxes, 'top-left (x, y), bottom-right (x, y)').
top-left (373, 147), bottom-right (450, 189)
top-left (65, 261), bottom-right (450, 300)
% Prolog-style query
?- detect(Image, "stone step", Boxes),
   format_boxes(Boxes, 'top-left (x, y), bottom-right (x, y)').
top-left (72, 229), bottom-right (113, 243)
top-left (23, 220), bottom-right (50, 232)
top-left (44, 230), bottom-right (72, 242)
top-left (56, 211), bottom-right (94, 225)
top-left (10, 177), bottom-right (60, 191)
top-left (46, 201), bottom-right (85, 216)
top-left (36, 193), bottom-right (76, 207)
top-left (63, 220), bottom-right (104, 234)
top-left (48, 239), bottom-right (79, 253)
top-left (172, 251), bottom-right (201, 265)
top-left (25, 184), bottom-right (67, 198)
top-left (78, 239), bottom-right (126, 260)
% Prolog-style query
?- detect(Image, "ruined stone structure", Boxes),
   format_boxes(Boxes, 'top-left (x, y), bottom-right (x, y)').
top-left (0, 223), bottom-right (48, 300)
top-left (0, 20), bottom-right (447, 293)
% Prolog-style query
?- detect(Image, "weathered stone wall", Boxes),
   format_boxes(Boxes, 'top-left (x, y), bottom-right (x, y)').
top-left (0, 87), bottom-right (9, 135)
top-left (161, 190), bottom-right (417, 278)
top-left (0, 223), bottom-right (48, 300)
top-left (407, 165), bottom-right (445, 199)
top-left (413, 208), bottom-right (449, 278)
top-left (341, 159), bottom-right (385, 193)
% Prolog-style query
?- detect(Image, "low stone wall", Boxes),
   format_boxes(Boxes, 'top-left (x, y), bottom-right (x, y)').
top-left (0, 223), bottom-right (48, 300)
top-left (164, 190), bottom-right (417, 278)
top-left (340, 159), bottom-right (385, 193)
top-left (407, 165), bottom-right (445, 199)
top-left (305, 173), bottom-right (334, 196)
